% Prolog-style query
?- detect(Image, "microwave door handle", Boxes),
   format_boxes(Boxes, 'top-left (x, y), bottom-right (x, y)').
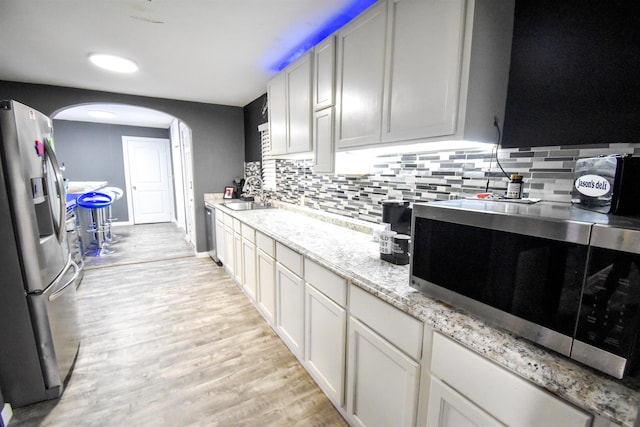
top-left (43, 138), bottom-right (66, 243)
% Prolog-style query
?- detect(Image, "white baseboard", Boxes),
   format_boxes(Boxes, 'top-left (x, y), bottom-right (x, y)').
top-left (1, 403), bottom-right (13, 427)
top-left (195, 251), bottom-right (211, 258)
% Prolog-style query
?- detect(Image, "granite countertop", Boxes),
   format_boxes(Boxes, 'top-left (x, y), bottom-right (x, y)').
top-left (66, 181), bottom-right (108, 194)
top-left (207, 197), bottom-right (640, 427)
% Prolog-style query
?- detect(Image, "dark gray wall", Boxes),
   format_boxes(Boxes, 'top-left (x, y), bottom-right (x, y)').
top-left (52, 120), bottom-right (170, 223)
top-left (243, 93), bottom-right (267, 162)
top-left (0, 81), bottom-right (245, 252)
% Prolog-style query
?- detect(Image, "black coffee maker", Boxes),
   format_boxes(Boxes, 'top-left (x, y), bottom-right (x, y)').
top-left (382, 200), bottom-right (412, 235)
top-left (380, 200), bottom-right (412, 265)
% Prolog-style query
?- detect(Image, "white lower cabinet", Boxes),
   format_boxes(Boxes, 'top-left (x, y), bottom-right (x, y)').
top-left (218, 212), bottom-right (602, 427)
top-left (303, 259), bottom-right (348, 408)
top-left (426, 377), bottom-right (502, 427)
top-left (256, 232), bottom-right (276, 324)
top-left (242, 239), bottom-right (256, 300)
top-left (426, 332), bottom-right (592, 427)
top-left (347, 317), bottom-right (420, 427)
top-left (275, 262), bottom-right (304, 358)
top-left (233, 230), bottom-right (242, 285)
top-left (214, 215), bottom-right (225, 265)
top-left (223, 224), bottom-right (234, 278)
top-left (347, 284), bottom-right (423, 427)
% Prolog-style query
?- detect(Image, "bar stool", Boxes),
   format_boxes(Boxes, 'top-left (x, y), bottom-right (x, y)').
top-left (77, 191), bottom-right (114, 256)
top-left (103, 186), bottom-right (124, 242)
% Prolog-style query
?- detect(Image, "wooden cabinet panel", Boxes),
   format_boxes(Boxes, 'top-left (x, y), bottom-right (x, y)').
top-left (276, 242), bottom-right (303, 276)
top-left (304, 258), bottom-right (346, 307)
top-left (347, 317), bottom-right (420, 427)
top-left (350, 284), bottom-right (423, 360)
top-left (312, 107), bottom-right (335, 174)
top-left (215, 218), bottom-right (225, 264)
top-left (426, 377), bottom-right (502, 427)
top-left (314, 36), bottom-right (336, 111)
top-left (430, 333), bottom-right (592, 427)
top-left (382, 0), bottom-right (465, 142)
top-left (304, 284), bottom-right (347, 406)
top-left (267, 72), bottom-right (287, 155)
top-left (275, 263), bottom-right (305, 357)
top-left (242, 238), bottom-right (256, 301)
top-left (287, 52), bottom-right (313, 154)
top-left (256, 248), bottom-right (276, 324)
top-left (335, 0), bottom-right (388, 149)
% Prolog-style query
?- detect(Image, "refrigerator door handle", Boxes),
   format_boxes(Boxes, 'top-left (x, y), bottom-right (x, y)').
top-left (43, 138), bottom-right (66, 244)
top-left (49, 257), bottom-right (80, 302)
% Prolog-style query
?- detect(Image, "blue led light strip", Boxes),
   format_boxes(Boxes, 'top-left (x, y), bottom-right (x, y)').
top-left (271, 0), bottom-right (378, 71)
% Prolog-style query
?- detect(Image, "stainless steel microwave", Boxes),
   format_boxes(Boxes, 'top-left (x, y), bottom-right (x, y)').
top-left (410, 200), bottom-right (640, 379)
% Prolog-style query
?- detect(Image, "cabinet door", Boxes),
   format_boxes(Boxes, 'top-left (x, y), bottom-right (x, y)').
top-left (223, 225), bottom-right (234, 277)
top-left (257, 248), bottom-right (276, 324)
top-left (382, 0), bottom-right (465, 143)
top-left (314, 36), bottom-right (336, 110)
top-left (347, 317), bottom-right (420, 427)
top-left (313, 107), bottom-right (335, 174)
top-left (286, 52), bottom-right (313, 154)
top-left (242, 238), bottom-right (257, 301)
top-left (233, 232), bottom-right (242, 284)
top-left (268, 72), bottom-right (287, 155)
top-left (275, 263), bottom-right (305, 357)
top-left (426, 377), bottom-right (503, 427)
top-left (335, 0), bottom-right (388, 149)
top-left (304, 283), bottom-right (346, 406)
top-left (215, 219), bottom-right (225, 264)
top-left (430, 333), bottom-right (592, 427)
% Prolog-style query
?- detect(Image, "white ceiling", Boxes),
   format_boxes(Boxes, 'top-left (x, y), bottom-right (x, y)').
top-left (0, 0), bottom-right (358, 126)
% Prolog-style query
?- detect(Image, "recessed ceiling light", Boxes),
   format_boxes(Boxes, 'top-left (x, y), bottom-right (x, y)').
top-left (88, 110), bottom-right (117, 119)
top-left (89, 54), bottom-right (138, 73)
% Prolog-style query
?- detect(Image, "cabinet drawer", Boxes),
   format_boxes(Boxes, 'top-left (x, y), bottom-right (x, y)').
top-left (232, 218), bottom-right (241, 233)
top-left (304, 259), bottom-right (346, 307)
top-left (256, 232), bottom-right (275, 257)
top-left (241, 223), bottom-right (255, 243)
top-left (216, 209), bottom-right (226, 224)
top-left (349, 284), bottom-right (423, 360)
top-left (276, 242), bottom-right (303, 277)
top-left (431, 333), bottom-right (592, 427)
top-left (223, 211), bottom-right (233, 227)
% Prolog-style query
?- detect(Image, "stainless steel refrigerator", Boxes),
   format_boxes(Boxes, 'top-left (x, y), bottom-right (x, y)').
top-left (0, 100), bottom-right (81, 407)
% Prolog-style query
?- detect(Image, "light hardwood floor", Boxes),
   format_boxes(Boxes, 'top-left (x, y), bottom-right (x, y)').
top-left (11, 223), bottom-right (347, 426)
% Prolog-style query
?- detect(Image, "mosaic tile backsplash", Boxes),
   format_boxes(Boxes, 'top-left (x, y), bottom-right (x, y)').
top-left (246, 142), bottom-right (640, 225)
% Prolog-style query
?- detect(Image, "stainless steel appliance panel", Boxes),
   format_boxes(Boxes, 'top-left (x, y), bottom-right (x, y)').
top-left (411, 200), bottom-right (640, 379)
top-left (572, 223), bottom-right (640, 378)
top-left (205, 203), bottom-right (221, 264)
top-left (0, 100), bottom-right (80, 407)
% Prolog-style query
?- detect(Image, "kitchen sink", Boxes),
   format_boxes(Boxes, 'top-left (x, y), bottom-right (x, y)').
top-left (223, 201), bottom-right (271, 211)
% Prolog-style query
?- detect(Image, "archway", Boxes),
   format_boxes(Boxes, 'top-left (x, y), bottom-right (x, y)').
top-left (52, 103), bottom-right (196, 246)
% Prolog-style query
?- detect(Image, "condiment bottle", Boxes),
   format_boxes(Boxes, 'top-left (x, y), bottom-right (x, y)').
top-left (506, 174), bottom-right (523, 199)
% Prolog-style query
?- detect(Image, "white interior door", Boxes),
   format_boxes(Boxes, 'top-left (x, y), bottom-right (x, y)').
top-left (123, 136), bottom-right (173, 224)
top-left (170, 120), bottom-right (186, 230)
top-left (179, 122), bottom-right (195, 245)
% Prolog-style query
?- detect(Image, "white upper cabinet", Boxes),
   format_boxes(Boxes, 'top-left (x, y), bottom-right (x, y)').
top-left (287, 52), bottom-right (313, 154)
top-left (267, 52), bottom-right (313, 156)
top-left (313, 36), bottom-right (337, 111)
top-left (267, 72), bottom-right (287, 155)
top-left (312, 107), bottom-right (335, 174)
top-left (335, 0), bottom-right (515, 150)
top-left (382, 0), bottom-right (465, 142)
top-left (335, 1), bottom-right (388, 149)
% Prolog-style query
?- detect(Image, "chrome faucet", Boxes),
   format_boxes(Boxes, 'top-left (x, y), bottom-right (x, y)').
top-left (242, 175), bottom-right (264, 203)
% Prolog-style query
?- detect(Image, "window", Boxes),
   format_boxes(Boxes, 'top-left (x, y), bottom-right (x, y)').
top-left (259, 123), bottom-right (276, 190)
